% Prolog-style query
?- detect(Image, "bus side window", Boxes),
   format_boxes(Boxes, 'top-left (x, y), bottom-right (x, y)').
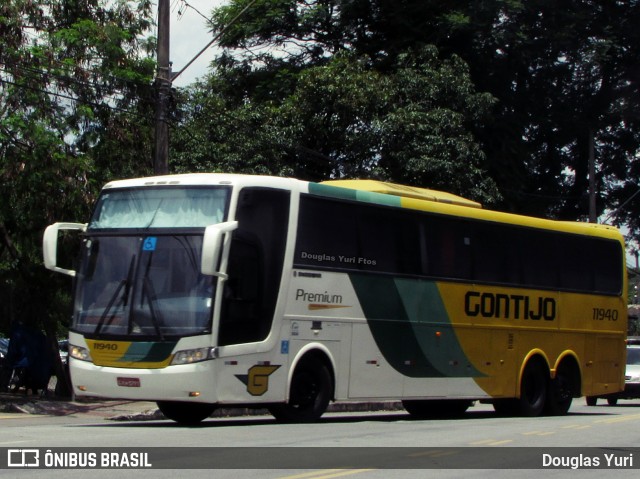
top-left (218, 188), bottom-right (290, 346)
top-left (219, 234), bottom-right (262, 345)
top-left (424, 217), bottom-right (471, 280)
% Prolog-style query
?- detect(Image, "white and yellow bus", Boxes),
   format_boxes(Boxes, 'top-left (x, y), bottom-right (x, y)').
top-left (43, 174), bottom-right (627, 424)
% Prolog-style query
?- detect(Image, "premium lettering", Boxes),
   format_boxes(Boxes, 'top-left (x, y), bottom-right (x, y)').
top-left (464, 291), bottom-right (556, 321)
top-left (295, 289), bottom-right (343, 305)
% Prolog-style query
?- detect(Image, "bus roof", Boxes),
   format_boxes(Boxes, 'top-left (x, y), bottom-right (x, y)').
top-left (320, 179), bottom-right (482, 208)
top-left (312, 179), bottom-right (624, 243)
top-left (99, 173), bottom-right (623, 243)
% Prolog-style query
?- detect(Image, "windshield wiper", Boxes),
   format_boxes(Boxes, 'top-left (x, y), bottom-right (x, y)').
top-left (141, 277), bottom-right (165, 341)
top-left (94, 255), bottom-right (136, 335)
top-left (94, 280), bottom-right (127, 335)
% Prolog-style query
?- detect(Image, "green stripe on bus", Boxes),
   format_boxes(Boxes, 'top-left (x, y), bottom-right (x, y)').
top-left (119, 341), bottom-right (177, 363)
top-left (309, 183), bottom-right (402, 208)
top-left (349, 274), bottom-right (483, 378)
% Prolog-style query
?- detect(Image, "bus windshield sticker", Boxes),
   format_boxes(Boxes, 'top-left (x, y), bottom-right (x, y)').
top-left (143, 237), bottom-right (157, 251)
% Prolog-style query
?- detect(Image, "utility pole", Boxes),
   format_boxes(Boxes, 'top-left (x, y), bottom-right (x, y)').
top-left (154, 0), bottom-right (170, 175)
top-left (588, 128), bottom-right (597, 223)
top-left (153, 0), bottom-right (257, 175)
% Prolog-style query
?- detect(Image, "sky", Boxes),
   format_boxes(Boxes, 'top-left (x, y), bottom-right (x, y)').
top-left (167, 0), bottom-right (228, 87)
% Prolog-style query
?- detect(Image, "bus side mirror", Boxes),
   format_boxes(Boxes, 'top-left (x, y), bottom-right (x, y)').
top-left (201, 221), bottom-right (238, 277)
top-left (43, 222), bottom-right (87, 276)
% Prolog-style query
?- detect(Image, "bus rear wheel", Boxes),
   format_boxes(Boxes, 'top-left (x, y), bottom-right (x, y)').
top-left (545, 365), bottom-right (575, 415)
top-left (269, 356), bottom-right (332, 423)
top-left (517, 359), bottom-right (548, 416)
top-left (157, 401), bottom-right (217, 425)
top-left (494, 359), bottom-right (548, 417)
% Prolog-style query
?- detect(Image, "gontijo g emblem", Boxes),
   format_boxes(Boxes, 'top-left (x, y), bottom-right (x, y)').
top-left (235, 365), bottom-right (281, 396)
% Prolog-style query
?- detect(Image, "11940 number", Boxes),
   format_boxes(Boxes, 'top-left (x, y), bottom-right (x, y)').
top-left (592, 308), bottom-right (619, 321)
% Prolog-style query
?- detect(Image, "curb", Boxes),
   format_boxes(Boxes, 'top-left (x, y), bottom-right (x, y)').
top-left (108, 401), bottom-right (405, 422)
top-left (1, 393), bottom-right (404, 421)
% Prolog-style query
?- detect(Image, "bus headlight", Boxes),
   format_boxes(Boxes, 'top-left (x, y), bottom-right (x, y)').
top-left (69, 344), bottom-right (93, 362)
top-left (171, 347), bottom-right (217, 365)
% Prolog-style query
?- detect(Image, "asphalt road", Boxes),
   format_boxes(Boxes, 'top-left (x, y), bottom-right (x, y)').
top-left (1, 399), bottom-right (640, 478)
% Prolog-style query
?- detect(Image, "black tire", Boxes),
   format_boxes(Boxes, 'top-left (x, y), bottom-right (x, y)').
top-left (157, 401), bottom-right (217, 425)
top-left (545, 366), bottom-right (574, 416)
top-left (586, 396), bottom-right (598, 406)
top-left (269, 356), bottom-right (332, 423)
top-left (403, 399), bottom-right (472, 419)
top-left (607, 397), bottom-right (619, 406)
top-left (516, 359), bottom-right (548, 417)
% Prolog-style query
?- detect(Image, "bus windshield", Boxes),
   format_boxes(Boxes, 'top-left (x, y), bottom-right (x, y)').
top-left (90, 187), bottom-right (228, 229)
top-left (72, 186), bottom-right (230, 338)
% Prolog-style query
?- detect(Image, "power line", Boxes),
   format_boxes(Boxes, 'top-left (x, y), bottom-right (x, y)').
top-left (603, 187), bottom-right (640, 223)
top-left (0, 76), bottom-right (151, 121)
top-left (0, 58), bottom-right (152, 97)
top-left (178, 0), bottom-right (211, 23)
top-left (172, 0), bottom-right (259, 83)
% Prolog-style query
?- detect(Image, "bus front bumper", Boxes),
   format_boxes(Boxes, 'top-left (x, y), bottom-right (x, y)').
top-left (69, 358), bottom-right (218, 403)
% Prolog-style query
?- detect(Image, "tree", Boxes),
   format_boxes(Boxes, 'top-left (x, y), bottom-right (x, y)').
top-left (171, 47), bottom-right (499, 203)
top-left (377, 48), bottom-right (498, 203)
top-left (206, 0), bottom-right (640, 240)
top-left (0, 0), bottom-right (156, 393)
top-left (173, 1), bottom-right (500, 202)
top-left (438, 1), bottom-right (640, 225)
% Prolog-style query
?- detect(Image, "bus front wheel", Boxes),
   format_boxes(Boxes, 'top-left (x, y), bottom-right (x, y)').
top-left (157, 401), bottom-right (217, 425)
top-left (269, 356), bottom-right (332, 423)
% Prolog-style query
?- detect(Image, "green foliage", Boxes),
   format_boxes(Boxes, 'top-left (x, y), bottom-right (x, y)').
top-left (0, 0), bottom-right (156, 336)
top-left (172, 47), bottom-right (499, 203)
top-left (3, 0), bottom-right (640, 342)
top-left (204, 0), bottom-right (640, 238)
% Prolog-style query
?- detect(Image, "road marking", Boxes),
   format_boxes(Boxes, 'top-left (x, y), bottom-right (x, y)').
top-left (561, 424), bottom-right (591, 430)
top-left (593, 413), bottom-right (640, 424)
top-left (521, 431), bottom-right (555, 436)
top-left (279, 470), bottom-right (375, 479)
top-left (0, 440), bottom-right (31, 446)
top-left (281, 471), bottom-right (347, 479)
top-left (469, 439), bottom-right (513, 446)
top-left (486, 439), bottom-right (513, 445)
top-left (594, 414), bottom-right (640, 424)
top-left (0, 415), bottom-right (46, 420)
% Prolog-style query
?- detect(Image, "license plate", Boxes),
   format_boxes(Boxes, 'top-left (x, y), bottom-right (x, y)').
top-left (117, 377), bottom-right (141, 387)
